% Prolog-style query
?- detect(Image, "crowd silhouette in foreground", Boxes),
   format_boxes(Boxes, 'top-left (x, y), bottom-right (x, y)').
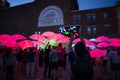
top-left (0, 28), bottom-right (120, 80)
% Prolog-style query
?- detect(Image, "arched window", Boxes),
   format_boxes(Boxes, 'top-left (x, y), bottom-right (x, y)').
top-left (38, 6), bottom-right (64, 27)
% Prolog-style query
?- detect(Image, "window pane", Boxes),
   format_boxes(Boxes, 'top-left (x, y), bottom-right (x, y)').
top-left (73, 17), bottom-right (77, 23)
top-left (103, 26), bottom-right (108, 33)
top-left (103, 13), bottom-right (108, 22)
top-left (87, 27), bottom-right (91, 34)
top-left (93, 27), bottom-right (97, 34)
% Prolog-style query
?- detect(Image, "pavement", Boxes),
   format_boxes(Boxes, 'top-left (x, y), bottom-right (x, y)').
top-left (0, 60), bottom-right (120, 80)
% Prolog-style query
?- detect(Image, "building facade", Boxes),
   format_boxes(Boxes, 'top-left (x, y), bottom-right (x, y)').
top-left (0, 0), bottom-right (120, 38)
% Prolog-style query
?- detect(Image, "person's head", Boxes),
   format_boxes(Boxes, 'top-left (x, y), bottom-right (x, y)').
top-left (5, 47), bottom-right (12, 57)
top-left (74, 42), bottom-right (86, 57)
top-left (109, 46), bottom-right (115, 51)
top-left (29, 48), bottom-right (34, 52)
top-left (48, 45), bottom-right (51, 49)
top-left (58, 43), bottom-right (62, 47)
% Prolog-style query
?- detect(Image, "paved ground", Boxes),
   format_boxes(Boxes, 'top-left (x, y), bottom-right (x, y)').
top-left (0, 60), bottom-right (120, 80)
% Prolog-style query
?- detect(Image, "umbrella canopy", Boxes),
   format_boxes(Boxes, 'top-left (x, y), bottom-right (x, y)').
top-left (108, 38), bottom-right (120, 43)
top-left (55, 34), bottom-right (70, 43)
top-left (97, 42), bottom-right (109, 49)
top-left (89, 38), bottom-right (96, 42)
top-left (90, 49), bottom-right (107, 58)
top-left (18, 40), bottom-right (34, 49)
top-left (33, 41), bottom-right (45, 46)
top-left (0, 34), bottom-right (11, 43)
top-left (73, 38), bottom-right (96, 47)
top-left (11, 34), bottom-right (26, 41)
top-left (41, 31), bottom-right (56, 38)
top-left (4, 40), bottom-right (17, 47)
top-left (29, 34), bottom-right (43, 40)
top-left (108, 38), bottom-right (120, 47)
top-left (56, 38), bottom-right (70, 43)
top-left (95, 36), bottom-right (109, 43)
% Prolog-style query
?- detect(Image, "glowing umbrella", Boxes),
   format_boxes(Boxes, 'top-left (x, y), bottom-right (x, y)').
top-left (54, 34), bottom-right (67, 39)
top-left (73, 38), bottom-right (96, 47)
top-left (0, 34), bottom-right (11, 38)
top-left (0, 34), bottom-right (11, 43)
top-left (4, 40), bottom-right (17, 47)
top-left (84, 39), bottom-right (96, 47)
top-left (33, 41), bottom-right (45, 46)
top-left (41, 31), bottom-right (56, 38)
top-left (95, 36), bottom-right (109, 43)
top-left (73, 38), bottom-right (80, 43)
top-left (90, 49), bottom-right (107, 58)
top-left (108, 38), bottom-right (120, 47)
top-left (56, 38), bottom-right (70, 43)
top-left (11, 34), bottom-right (26, 41)
top-left (18, 40), bottom-right (34, 49)
top-left (29, 34), bottom-right (42, 40)
top-left (89, 38), bottom-right (96, 42)
top-left (107, 38), bottom-right (120, 43)
top-left (54, 34), bottom-right (70, 43)
top-left (97, 42), bottom-right (109, 49)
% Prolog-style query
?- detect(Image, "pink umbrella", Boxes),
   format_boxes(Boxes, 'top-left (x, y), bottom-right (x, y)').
top-left (107, 38), bottom-right (120, 43)
top-left (97, 42), bottom-right (109, 49)
top-left (41, 31), bottom-right (56, 38)
top-left (56, 38), bottom-right (70, 43)
top-left (29, 34), bottom-right (42, 40)
top-left (0, 34), bottom-right (11, 43)
top-left (73, 38), bottom-right (81, 43)
top-left (95, 36), bottom-right (109, 43)
top-left (4, 40), bottom-right (17, 47)
top-left (18, 40), bottom-right (34, 49)
top-left (84, 39), bottom-right (96, 47)
top-left (11, 34), bottom-right (26, 41)
top-left (0, 34), bottom-right (11, 38)
top-left (108, 38), bottom-right (120, 47)
top-left (33, 41), bottom-right (45, 46)
top-left (73, 38), bottom-right (96, 47)
top-left (54, 34), bottom-right (67, 39)
top-left (90, 49), bottom-right (107, 58)
top-left (55, 34), bottom-right (70, 43)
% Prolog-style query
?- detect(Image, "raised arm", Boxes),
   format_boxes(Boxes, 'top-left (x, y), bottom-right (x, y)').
top-left (67, 32), bottom-right (74, 52)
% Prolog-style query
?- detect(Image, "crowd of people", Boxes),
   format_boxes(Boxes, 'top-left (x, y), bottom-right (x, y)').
top-left (0, 30), bottom-right (120, 80)
top-left (0, 42), bottom-right (67, 80)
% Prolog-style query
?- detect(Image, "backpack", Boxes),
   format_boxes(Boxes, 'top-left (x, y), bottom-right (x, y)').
top-left (71, 54), bottom-right (93, 80)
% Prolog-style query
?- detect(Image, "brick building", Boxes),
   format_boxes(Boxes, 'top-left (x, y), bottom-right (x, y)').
top-left (0, 0), bottom-right (120, 38)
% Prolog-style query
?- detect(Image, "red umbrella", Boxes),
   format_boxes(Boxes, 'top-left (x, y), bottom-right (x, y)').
top-left (55, 34), bottom-right (70, 43)
top-left (0, 34), bottom-right (11, 43)
top-left (56, 38), bottom-right (70, 43)
top-left (41, 31), bottom-right (56, 38)
top-left (97, 42), bottom-right (109, 49)
top-left (29, 34), bottom-right (41, 40)
top-left (4, 40), bottom-right (17, 47)
top-left (0, 34), bottom-right (11, 38)
top-left (18, 40), bottom-right (34, 49)
top-left (108, 38), bottom-right (120, 43)
top-left (84, 39), bottom-right (96, 47)
top-left (73, 38), bottom-right (96, 47)
top-left (95, 36), bottom-right (109, 43)
top-left (109, 42), bottom-right (120, 47)
top-left (11, 34), bottom-right (26, 41)
top-left (108, 38), bottom-right (120, 47)
top-left (33, 41), bottom-right (45, 46)
top-left (73, 38), bottom-right (80, 43)
top-left (90, 49), bottom-right (107, 58)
